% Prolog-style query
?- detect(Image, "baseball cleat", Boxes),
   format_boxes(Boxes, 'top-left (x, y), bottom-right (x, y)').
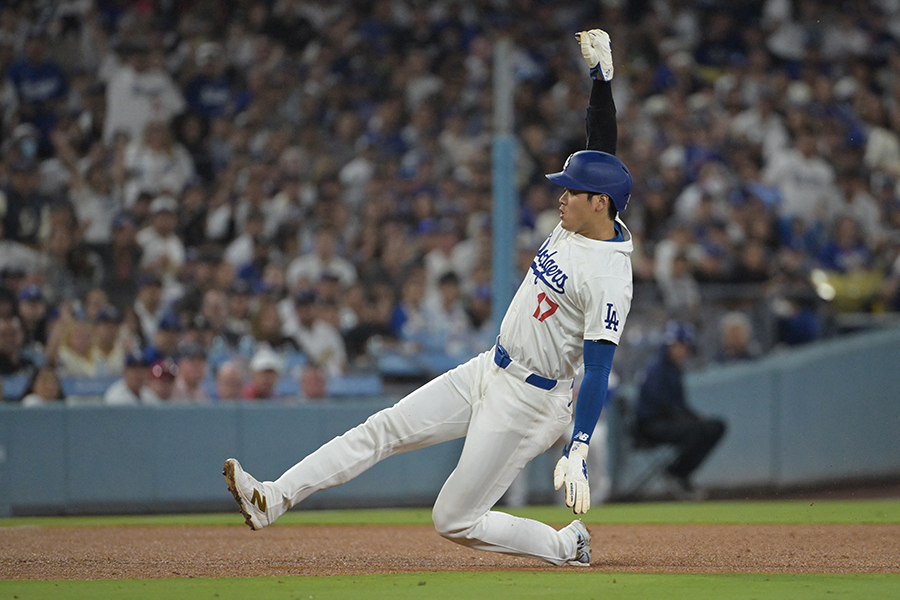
top-left (565, 519), bottom-right (592, 566)
top-left (223, 458), bottom-right (275, 531)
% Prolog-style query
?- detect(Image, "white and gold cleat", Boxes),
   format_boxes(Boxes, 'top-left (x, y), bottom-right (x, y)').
top-left (223, 458), bottom-right (276, 531)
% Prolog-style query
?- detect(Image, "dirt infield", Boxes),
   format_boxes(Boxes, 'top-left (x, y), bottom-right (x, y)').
top-left (2, 522), bottom-right (898, 579)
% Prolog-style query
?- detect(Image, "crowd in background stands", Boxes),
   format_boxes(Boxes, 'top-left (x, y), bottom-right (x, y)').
top-left (2, 0), bottom-right (900, 405)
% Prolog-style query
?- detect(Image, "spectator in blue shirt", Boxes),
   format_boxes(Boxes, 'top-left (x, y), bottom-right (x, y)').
top-left (183, 43), bottom-right (233, 121)
top-left (817, 215), bottom-right (872, 273)
top-left (6, 30), bottom-right (67, 156)
top-left (635, 322), bottom-right (727, 500)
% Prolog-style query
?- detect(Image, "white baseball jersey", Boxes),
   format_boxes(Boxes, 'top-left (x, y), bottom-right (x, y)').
top-left (238, 218), bottom-right (635, 567)
top-left (499, 220), bottom-right (634, 381)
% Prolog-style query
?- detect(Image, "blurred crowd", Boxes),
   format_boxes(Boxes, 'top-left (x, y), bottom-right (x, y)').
top-left (2, 0), bottom-right (900, 405)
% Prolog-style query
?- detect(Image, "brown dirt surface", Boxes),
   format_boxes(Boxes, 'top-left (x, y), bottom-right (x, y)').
top-left (2, 522), bottom-right (898, 580)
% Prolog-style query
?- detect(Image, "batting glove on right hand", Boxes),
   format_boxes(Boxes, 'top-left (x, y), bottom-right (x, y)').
top-left (575, 29), bottom-right (613, 82)
top-left (553, 441), bottom-right (591, 514)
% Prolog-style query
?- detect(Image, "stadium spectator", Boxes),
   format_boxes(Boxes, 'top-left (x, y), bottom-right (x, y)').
top-left (83, 288), bottom-right (111, 326)
top-left (136, 195), bottom-right (186, 281)
top-left (1, 158), bottom-right (49, 246)
top-left (17, 285), bottom-right (48, 354)
top-left (731, 239), bottom-right (773, 284)
top-left (55, 317), bottom-right (98, 377)
top-left (818, 215), bottom-right (873, 273)
top-left (150, 314), bottom-right (183, 360)
top-left (635, 322), bottom-right (727, 500)
top-left (390, 278), bottom-right (428, 348)
top-left (0, 219), bottom-right (42, 277)
top-left (143, 358), bottom-right (179, 403)
top-left (98, 214), bottom-right (144, 311)
top-left (285, 291), bottom-right (347, 376)
top-left (103, 352), bottom-right (151, 405)
top-left (243, 347), bottom-right (284, 400)
top-left (223, 209), bottom-right (265, 269)
top-left (123, 120), bottom-right (195, 206)
top-left (421, 219), bottom-right (461, 295)
top-left (0, 38), bottom-right (18, 138)
top-left (20, 365), bottom-right (64, 407)
top-left (715, 311), bottom-right (761, 363)
top-left (421, 271), bottom-right (472, 356)
top-left (183, 42), bottom-right (234, 120)
top-left (249, 298), bottom-right (298, 353)
top-left (0, 0), bottom-right (896, 396)
top-left (6, 30), bottom-right (67, 156)
top-left (102, 40), bottom-right (185, 145)
top-left (286, 227), bottom-right (357, 292)
top-left (833, 170), bottom-right (884, 245)
top-left (175, 245), bottom-right (223, 316)
top-left (90, 307), bottom-right (129, 376)
top-left (133, 273), bottom-right (166, 343)
top-left (763, 126), bottom-right (840, 228)
top-left (214, 360), bottom-right (246, 402)
top-left (0, 316), bottom-right (38, 380)
top-left (172, 343), bottom-right (209, 404)
top-left (342, 283), bottom-right (396, 364)
top-left (225, 279), bottom-right (254, 339)
top-left (40, 203), bottom-right (101, 304)
top-left (299, 364), bottom-right (327, 401)
top-left (53, 132), bottom-right (122, 247)
top-left (200, 288), bottom-right (238, 348)
top-left (658, 251), bottom-right (701, 320)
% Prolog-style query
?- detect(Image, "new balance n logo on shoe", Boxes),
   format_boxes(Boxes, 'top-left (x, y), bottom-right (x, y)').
top-left (251, 488), bottom-right (267, 512)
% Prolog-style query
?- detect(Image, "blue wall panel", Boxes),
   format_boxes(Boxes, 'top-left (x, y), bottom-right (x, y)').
top-left (1, 328), bottom-right (899, 516)
top-left (66, 407), bottom-right (159, 504)
top-left (154, 405), bottom-right (240, 502)
top-left (686, 363), bottom-right (777, 487)
top-left (4, 406), bottom-right (67, 507)
top-left (0, 413), bottom-right (8, 516)
top-left (775, 332), bottom-right (900, 484)
top-left (238, 403), bottom-right (342, 482)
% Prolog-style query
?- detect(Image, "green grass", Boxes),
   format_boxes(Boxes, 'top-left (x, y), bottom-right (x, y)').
top-left (3, 498), bottom-right (898, 528)
top-left (1, 572), bottom-right (897, 600)
top-left (2, 500), bottom-right (897, 600)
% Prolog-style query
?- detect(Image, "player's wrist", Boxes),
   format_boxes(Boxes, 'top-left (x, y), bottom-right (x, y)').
top-left (568, 440), bottom-right (589, 460)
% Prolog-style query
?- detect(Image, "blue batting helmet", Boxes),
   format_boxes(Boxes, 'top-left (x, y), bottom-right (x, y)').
top-left (546, 150), bottom-right (633, 212)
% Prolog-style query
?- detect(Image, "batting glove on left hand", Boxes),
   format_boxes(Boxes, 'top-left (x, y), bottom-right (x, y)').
top-left (553, 441), bottom-right (591, 514)
top-left (575, 29), bottom-right (613, 82)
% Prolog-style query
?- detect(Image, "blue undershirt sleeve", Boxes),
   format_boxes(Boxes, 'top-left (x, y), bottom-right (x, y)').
top-left (571, 339), bottom-right (616, 446)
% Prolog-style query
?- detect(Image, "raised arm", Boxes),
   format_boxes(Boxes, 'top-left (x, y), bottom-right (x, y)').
top-left (576, 29), bottom-right (617, 155)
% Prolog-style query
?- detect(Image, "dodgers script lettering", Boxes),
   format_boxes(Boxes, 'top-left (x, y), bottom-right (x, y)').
top-left (530, 235), bottom-right (569, 294)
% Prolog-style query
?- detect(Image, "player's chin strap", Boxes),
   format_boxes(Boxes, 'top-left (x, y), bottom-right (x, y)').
top-left (554, 441), bottom-right (590, 514)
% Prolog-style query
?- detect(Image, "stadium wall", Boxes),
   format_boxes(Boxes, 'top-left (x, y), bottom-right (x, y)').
top-left (1, 328), bottom-right (899, 516)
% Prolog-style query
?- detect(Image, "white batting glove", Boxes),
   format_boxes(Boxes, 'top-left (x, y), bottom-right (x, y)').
top-left (575, 29), bottom-right (613, 81)
top-left (553, 441), bottom-right (591, 514)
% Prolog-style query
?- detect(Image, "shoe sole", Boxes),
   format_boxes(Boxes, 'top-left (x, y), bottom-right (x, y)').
top-left (223, 459), bottom-right (261, 531)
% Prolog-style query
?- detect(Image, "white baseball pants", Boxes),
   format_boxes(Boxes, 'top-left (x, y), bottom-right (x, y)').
top-left (271, 349), bottom-right (582, 565)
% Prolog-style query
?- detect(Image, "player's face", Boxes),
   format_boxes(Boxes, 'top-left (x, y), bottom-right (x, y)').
top-left (558, 189), bottom-right (596, 234)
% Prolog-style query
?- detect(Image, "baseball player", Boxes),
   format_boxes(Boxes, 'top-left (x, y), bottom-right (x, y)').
top-left (224, 29), bottom-right (632, 567)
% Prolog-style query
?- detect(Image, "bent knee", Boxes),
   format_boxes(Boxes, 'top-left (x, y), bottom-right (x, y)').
top-left (432, 503), bottom-right (475, 541)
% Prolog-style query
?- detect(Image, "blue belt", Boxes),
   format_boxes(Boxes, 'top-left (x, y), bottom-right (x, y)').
top-left (493, 343), bottom-right (558, 391)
